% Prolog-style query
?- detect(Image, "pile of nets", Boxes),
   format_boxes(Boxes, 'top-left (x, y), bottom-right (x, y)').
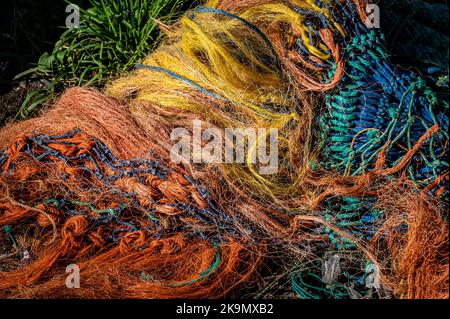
top-left (0, 0), bottom-right (448, 299)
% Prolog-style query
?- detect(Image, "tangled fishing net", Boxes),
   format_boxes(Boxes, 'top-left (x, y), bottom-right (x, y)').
top-left (0, 0), bottom-right (448, 299)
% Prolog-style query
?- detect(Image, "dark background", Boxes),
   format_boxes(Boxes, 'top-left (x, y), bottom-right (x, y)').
top-left (0, 0), bottom-right (91, 95)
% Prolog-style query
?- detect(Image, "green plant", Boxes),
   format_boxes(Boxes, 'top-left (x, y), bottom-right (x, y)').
top-left (14, 0), bottom-right (195, 119)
